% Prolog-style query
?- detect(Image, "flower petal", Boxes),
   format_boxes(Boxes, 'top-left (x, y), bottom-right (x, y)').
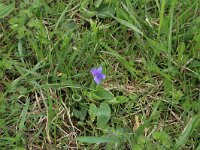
top-left (94, 76), bottom-right (101, 84)
top-left (99, 73), bottom-right (106, 79)
top-left (91, 68), bottom-right (98, 75)
top-left (97, 67), bottom-right (102, 73)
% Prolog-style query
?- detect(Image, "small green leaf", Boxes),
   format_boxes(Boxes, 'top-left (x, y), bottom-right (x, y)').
top-left (0, 3), bottom-right (14, 19)
top-left (92, 89), bottom-right (114, 100)
top-left (89, 103), bottom-right (98, 122)
top-left (172, 90), bottom-right (183, 102)
top-left (182, 99), bottom-right (191, 111)
top-left (73, 107), bottom-right (87, 121)
top-left (97, 103), bottom-right (111, 128)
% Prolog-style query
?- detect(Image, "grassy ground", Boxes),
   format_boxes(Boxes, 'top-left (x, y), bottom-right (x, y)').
top-left (0, 0), bottom-right (200, 149)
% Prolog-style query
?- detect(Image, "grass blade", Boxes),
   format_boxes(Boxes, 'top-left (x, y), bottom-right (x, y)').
top-left (175, 115), bottom-right (200, 148)
top-left (109, 14), bottom-right (143, 35)
top-left (167, 0), bottom-right (177, 67)
top-left (100, 41), bottom-right (138, 77)
top-left (54, 1), bottom-right (72, 31)
top-left (158, 0), bottom-right (166, 38)
top-left (16, 98), bottom-right (30, 142)
top-left (19, 100), bottom-right (30, 130)
top-left (77, 136), bottom-right (118, 143)
top-left (18, 39), bottom-right (25, 64)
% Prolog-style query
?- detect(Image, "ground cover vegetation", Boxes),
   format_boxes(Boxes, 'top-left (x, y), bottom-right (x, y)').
top-left (0, 0), bottom-right (200, 149)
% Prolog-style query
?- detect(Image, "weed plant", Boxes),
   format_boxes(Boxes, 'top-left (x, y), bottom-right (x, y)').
top-left (0, 0), bottom-right (199, 149)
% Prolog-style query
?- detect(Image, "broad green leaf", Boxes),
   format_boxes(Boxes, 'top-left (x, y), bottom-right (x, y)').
top-left (0, 3), bottom-right (14, 19)
top-left (91, 89), bottom-right (114, 100)
top-left (77, 136), bottom-right (118, 143)
top-left (175, 115), bottom-right (200, 148)
top-left (97, 103), bottom-right (111, 128)
top-left (89, 103), bottom-right (98, 122)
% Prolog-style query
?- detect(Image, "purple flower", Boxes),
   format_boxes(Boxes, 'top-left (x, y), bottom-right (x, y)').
top-left (91, 67), bottom-right (106, 84)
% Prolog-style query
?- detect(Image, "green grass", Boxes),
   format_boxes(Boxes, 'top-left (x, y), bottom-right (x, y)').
top-left (0, 0), bottom-right (200, 149)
